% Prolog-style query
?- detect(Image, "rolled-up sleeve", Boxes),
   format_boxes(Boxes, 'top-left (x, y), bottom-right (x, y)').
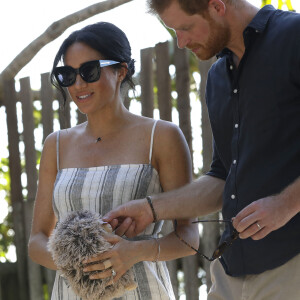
top-left (206, 139), bottom-right (228, 181)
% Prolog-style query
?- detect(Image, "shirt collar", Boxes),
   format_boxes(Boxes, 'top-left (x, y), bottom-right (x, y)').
top-left (217, 5), bottom-right (276, 58)
top-left (247, 4), bottom-right (276, 33)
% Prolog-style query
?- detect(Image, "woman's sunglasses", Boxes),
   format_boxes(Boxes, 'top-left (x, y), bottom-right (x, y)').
top-left (174, 219), bottom-right (239, 261)
top-left (53, 60), bottom-right (120, 87)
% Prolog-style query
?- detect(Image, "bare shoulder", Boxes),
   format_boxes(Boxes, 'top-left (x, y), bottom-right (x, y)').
top-left (154, 120), bottom-right (187, 147)
top-left (42, 131), bottom-right (58, 156)
top-left (151, 120), bottom-right (192, 189)
top-left (151, 119), bottom-right (191, 167)
top-left (134, 115), bottom-right (182, 137)
top-left (40, 131), bottom-right (60, 173)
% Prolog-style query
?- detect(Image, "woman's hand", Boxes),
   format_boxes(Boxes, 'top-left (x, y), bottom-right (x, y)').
top-left (82, 232), bottom-right (146, 285)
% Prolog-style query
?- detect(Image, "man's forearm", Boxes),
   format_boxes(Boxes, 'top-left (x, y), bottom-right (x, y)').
top-left (281, 176), bottom-right (300, 218)
top-left (152, 175), bottom-right (225, 220)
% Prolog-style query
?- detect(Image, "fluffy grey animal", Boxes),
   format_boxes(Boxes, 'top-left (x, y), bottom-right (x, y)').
top-left (48, 210), bottom-right (137, 300)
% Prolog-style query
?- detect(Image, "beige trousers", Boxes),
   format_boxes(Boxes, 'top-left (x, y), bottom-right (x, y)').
top-left (207, 253), bottom-right (300, 300)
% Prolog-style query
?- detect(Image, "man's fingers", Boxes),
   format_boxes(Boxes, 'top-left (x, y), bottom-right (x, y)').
top-left (123, 221), bottom-right (136, 238)
top-left (233, 201), bottom-right (260, 231)
top-left (103, 205), bottom-right (126, 222)
top-left (109, 218), bottom-right (119, 230)
top-left (114, 217), bottom-right (133, 236)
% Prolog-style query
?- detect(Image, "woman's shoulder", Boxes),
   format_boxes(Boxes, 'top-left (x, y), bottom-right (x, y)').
top-left (134, 115), bottom-right (181, 134)
top-left (133, 117), bottom-right (187, 151)
top-left (48, 124), bottom-right (85, 144)
top-left (154, 119), bottom-right (185, 144)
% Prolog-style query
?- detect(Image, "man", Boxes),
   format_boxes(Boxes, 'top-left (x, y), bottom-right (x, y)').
top-left (104, 0), bottom-right (300, 299)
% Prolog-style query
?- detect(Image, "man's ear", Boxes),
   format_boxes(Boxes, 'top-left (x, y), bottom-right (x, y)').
top-left (208, 0), bottom-right (226, 16)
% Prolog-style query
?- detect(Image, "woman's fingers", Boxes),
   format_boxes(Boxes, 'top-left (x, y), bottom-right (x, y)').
top-left (88, 268), bottom-right (115, 280)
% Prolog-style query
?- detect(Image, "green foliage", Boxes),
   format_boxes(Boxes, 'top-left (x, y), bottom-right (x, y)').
top-left (0, 157), bottom-right (14, 260)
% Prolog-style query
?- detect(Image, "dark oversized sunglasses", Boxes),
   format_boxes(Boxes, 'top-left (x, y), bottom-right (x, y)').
top-left (54, 60), bottom-right (120, 87)
top-left (174, 219), bottom-right (239, 261)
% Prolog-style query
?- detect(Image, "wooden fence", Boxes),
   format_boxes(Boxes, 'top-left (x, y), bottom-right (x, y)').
top-left (0, 40), bottom-right (219, 300)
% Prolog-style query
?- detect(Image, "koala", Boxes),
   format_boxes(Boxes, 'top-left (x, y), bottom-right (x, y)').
top-left (48, 210), bottom-right (137, 300)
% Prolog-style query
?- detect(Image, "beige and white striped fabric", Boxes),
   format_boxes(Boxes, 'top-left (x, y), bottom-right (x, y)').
top-left (51, 121), bottom-right (175, 300)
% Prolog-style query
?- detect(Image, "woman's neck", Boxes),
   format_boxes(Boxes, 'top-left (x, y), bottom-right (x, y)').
top-left (85, 103), bottom-right (132, 141)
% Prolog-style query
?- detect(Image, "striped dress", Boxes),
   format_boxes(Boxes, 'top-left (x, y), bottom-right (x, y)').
top-left (51, 121), bottom-right (175, 300)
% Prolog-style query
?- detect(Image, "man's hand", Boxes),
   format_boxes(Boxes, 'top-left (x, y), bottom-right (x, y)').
top-left (233, 194), bottom-right (294, 240)
top-left (103, 199), bottom-right (154, 238)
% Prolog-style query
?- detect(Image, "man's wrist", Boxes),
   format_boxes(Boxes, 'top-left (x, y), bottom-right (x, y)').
top-left (146, 196), bottom-right (158, 223)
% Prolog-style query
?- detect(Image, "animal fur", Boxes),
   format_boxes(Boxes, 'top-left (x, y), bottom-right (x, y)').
top-left (48, 210), bottom-right (137, 300)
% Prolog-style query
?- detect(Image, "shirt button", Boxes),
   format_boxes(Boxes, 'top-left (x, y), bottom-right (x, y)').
top-left (235, 124), bottom-right (239, 128)
top-left (231, 194), bottom-right (236, 199)
top-left (230, 65), bottom-right (233, 70)
top-left (233, 160), bottom-right (237, 164)
top-left (233, 89), bottom-right (238, 94)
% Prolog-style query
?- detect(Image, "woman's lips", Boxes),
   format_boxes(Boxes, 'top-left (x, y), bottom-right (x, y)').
top-left (76, 92), bottom-right (93, 102)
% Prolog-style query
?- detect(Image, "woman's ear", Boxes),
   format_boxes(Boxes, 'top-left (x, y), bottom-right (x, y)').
top-left (118, 62), bottom-right (128, 82)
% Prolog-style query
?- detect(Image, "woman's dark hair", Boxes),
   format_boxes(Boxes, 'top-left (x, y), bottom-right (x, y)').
top-left (50, 22), bottom-right (135, 104)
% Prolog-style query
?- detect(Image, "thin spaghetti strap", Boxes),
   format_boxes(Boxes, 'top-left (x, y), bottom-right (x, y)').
top-left (56, 131), bottom-right (60, 171)
top-left (149, 120), bottom-right (158, 164)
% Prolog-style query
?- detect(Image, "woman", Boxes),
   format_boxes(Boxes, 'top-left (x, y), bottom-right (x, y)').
top-left (28, 22), bottom-right (199, 300)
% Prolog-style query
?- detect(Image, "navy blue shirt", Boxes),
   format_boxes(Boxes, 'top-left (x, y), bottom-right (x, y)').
top-left (206, 5), bottom-right (300, 276)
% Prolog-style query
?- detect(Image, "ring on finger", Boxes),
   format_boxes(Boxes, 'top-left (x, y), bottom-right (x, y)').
top-left (103, 259), bottom-right (112, 269)
top-left (256, 222), bottom-right (262, 230)
top-left (111, 268), bottom-right (117, 277)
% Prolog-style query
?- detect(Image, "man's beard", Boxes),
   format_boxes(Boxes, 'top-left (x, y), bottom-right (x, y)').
top-left (187, 16), bottom-right (230, 60)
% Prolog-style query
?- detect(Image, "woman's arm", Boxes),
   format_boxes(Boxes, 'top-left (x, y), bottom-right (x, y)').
top-left (28, 132), bottom-right (58, 270)
top-left (144, 121), bottom-right (199, 260)
top-left (83, 121), bottom-right (200, 282)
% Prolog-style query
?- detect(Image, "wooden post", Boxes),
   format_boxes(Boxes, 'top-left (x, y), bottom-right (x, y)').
top-left (41, 73), bottom-right (54, 142)
top-left (40, 73), bottom-right (56, 296)
top-left (123, 92), bottom-right (131, 110)
top-left (77, 109), bottom-right (87, 124)
top-left (173, 41), bottom-right (198, 299)
top-left (198, 59), bottom-right (215, 173)
top-left (198, 58), bottom-right (220, 291)
top-left (19, 77), bottom-right (45, 300)
top-left (2, 79), bottom-right (29, 300)
top-left (155, 41), bottom-right (172, 121)
top-left (161, 221), bottom-right (179, 299)
top-left (57, 89), bottom-right (71, 129)
top-left (0, 263), bottom-right (19, 300)
top-left (174, 42), bottom-right (193, 163)
top-left (140, 47), bottom-right (154, 117)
